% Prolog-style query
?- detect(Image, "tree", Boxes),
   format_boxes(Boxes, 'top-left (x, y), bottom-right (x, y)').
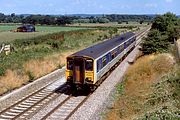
top-left (152, 12), bottom-right (179, 32)
top-left (151, 12), bottom-right (180, 43)
top-left (11, 13), bottom-right (15, 17)
top-left (0, 13), bottom-right (5, 22)
top-left (56, 16), bottom-right (72, 25)
top-left (118, 20), bottom-right (122, 24)
top-left (139, 20), bottom-right (144, 24)
top-left (141, 29), bottom-right (169, 54)
top-left (97, 17), bottom-right (110, 23)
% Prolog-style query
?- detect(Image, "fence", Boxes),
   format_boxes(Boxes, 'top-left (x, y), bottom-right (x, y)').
top-left (174, 39), bottom-right (180, 60)
top-left (0, 44), bottom-right (11, 55)
top-left (0, 44), bottom-right (5, 54)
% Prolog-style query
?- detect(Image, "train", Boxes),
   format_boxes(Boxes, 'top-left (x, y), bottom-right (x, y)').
top-left (66, 32), bottom-right (136, 89)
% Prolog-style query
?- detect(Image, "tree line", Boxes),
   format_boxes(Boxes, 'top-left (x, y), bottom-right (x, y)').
top-left (141, 12), bottom-right (180, 54)
top-left (0, 13), bottom-right (153, 25)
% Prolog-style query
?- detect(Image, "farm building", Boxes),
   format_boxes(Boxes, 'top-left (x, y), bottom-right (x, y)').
top-left (17, 25), bottom-right (35, 32)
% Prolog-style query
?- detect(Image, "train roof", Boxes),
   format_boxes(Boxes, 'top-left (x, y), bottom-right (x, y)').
top-left (70, 32), bottom-right (135, 59)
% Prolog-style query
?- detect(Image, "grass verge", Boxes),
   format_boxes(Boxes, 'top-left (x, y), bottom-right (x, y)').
top-left (0, 28), bottom-right (125, 95)
top-left (106, 53), bottom-right (179, 120)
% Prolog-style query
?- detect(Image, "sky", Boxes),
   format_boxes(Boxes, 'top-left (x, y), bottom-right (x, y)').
top-left (0, 0), bottom-right (179, 15)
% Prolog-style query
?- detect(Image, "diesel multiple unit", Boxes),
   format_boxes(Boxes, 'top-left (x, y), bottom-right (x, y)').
top-left (66, 32), bottom-right (136, 88)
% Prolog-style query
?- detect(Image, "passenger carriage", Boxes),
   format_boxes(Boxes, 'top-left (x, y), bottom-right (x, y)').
top-left (66, 32), bottom-right (136, 89)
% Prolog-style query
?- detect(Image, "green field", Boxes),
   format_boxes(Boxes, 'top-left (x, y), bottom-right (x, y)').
top-left (0, 25), bottom-right (87, 43)
top-left (69, 22), bottom-right (149, 27)
top-left (0, 23), bottom-right (146, 43)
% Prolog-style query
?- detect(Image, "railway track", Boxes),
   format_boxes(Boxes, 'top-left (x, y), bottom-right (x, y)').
top-left (40, 92), bottom-right (91, 120)
top-left (0, 28), bottom-right (150, 120)
top-left (0, 76), bottom-right (68, 120)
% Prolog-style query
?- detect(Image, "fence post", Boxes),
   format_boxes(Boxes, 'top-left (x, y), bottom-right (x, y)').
top-left (0, 44), bottom-right (5, 54)
top-left (174, 39), bottom-right (180, 60)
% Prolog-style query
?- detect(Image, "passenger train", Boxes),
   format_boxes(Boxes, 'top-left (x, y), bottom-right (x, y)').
top-left (66, 32), bottom-right (136, 89)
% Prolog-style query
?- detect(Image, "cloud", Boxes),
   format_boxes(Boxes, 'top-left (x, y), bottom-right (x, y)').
top-left (145, 3), bottom-right (157, 8)
top-left (165, 0), bottom-right (173, 3)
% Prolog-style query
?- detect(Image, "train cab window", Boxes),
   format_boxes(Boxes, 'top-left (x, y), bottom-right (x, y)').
top-left (85, 59), bottom-right (93, 71)
top-left (67, 59), bottom-right (73, 70)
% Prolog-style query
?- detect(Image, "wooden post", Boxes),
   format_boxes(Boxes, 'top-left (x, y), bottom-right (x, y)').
top-left (4, 44), bottom-right (11, 55)
top-left (174, 39), bottom-right (180, 60)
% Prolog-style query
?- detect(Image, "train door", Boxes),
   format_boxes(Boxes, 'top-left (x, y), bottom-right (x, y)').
top-left (73, 58), bottom-right (85, 84)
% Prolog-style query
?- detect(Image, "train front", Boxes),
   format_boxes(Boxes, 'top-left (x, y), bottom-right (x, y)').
top-left (66, 56), bottom-right (94, 87)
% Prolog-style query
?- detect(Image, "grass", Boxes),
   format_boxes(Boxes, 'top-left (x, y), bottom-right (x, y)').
top-left (0, 25), bottom-right (87, 43)
top-left (0, 23), bottom-right (144, 95)
top-left (105, 53), bottom-right (179, 120)
top-left (0, 28), bottom-right (116, 95)
top-left (69, 22), bottom-right (149, 27)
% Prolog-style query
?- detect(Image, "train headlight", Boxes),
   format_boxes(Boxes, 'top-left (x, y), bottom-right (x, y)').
top-left (85, 77), bottom-right (93, 84)
top-left (67, 76), bottom-right (73, 81)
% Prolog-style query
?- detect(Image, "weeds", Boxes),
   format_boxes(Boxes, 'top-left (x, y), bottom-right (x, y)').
top-left (0, 28), bottom-right (115, 95)
top-left (106, 53), bottom-right (177, 120)
top-left (27, 71), bottom-right (35, 82)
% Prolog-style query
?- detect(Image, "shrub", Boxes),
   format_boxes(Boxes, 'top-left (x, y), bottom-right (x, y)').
top-left (141, 29), bottom-right (170, 54)
top-left (27, 71), bottom-right (35, 82)
top-left (0, 67), bottom-right (5, 76)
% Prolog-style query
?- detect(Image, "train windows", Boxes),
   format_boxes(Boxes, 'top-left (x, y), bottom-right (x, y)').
top-left (67, 59), bottom-right (73, 70)
top-left (125, 41), bottom-right (130, 48)
top-left (131, 38), bottom-right (134, 43)
top-left (106, 53), bottom-right (110, 64)
top-left (111, 51), bottom-right (116, 60)
top-left (102, 57), bottom-right (106, 67)
top-left (124, 42), bottom-right (127, 48)
top-left (119, 45), bottom-right (124, 52)
top-left (97, 59), bottom-right (102, 72)
top-left (85, 59), bottom-right (93, 71)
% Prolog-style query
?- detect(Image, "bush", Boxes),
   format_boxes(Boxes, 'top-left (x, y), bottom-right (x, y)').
top-left (141, 29), bottom-right (170, 54)
top-left (152, 12), bottom-right (180, 43)
top-left (27, 71), bottom-right (35, 82)
top-left (0, 67), bottom-right (5, 76)
top-left (46, 40), bottom-right (63, 49)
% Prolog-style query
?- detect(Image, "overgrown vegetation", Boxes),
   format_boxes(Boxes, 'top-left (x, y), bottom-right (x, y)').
top-left (106, 53), bottom-right (179, 120)
top-left (0, 29), bottom-right (106, 76)
top-left (137, 65), bottom-right (180, 120)
top-left (141, 12), bottom-right (180, 54)
top-left (0, 26), bottom-right (131, 95)
top-left (106, 12), bottom-right (180, 120)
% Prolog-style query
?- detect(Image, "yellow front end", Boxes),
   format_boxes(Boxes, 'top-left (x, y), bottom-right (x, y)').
top-left (85, 71), bottom-right (94, 84)
top-left (66, 57), bottom-right (73, 83)
top-left (66, 70), bottom-right (73, 81)
top-left (66, 56), bottom-right (95, 85)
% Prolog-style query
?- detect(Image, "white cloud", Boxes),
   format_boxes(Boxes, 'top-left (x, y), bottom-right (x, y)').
top-left (165, 0), bottom-right (173, 3)
top-left (145, 3), bottom-right (157, 8)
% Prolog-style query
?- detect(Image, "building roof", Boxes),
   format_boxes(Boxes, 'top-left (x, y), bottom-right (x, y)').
top-left (70, 32), bottom-right (135, 59)
top-left (17, 24), bottom-right (35, 29)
